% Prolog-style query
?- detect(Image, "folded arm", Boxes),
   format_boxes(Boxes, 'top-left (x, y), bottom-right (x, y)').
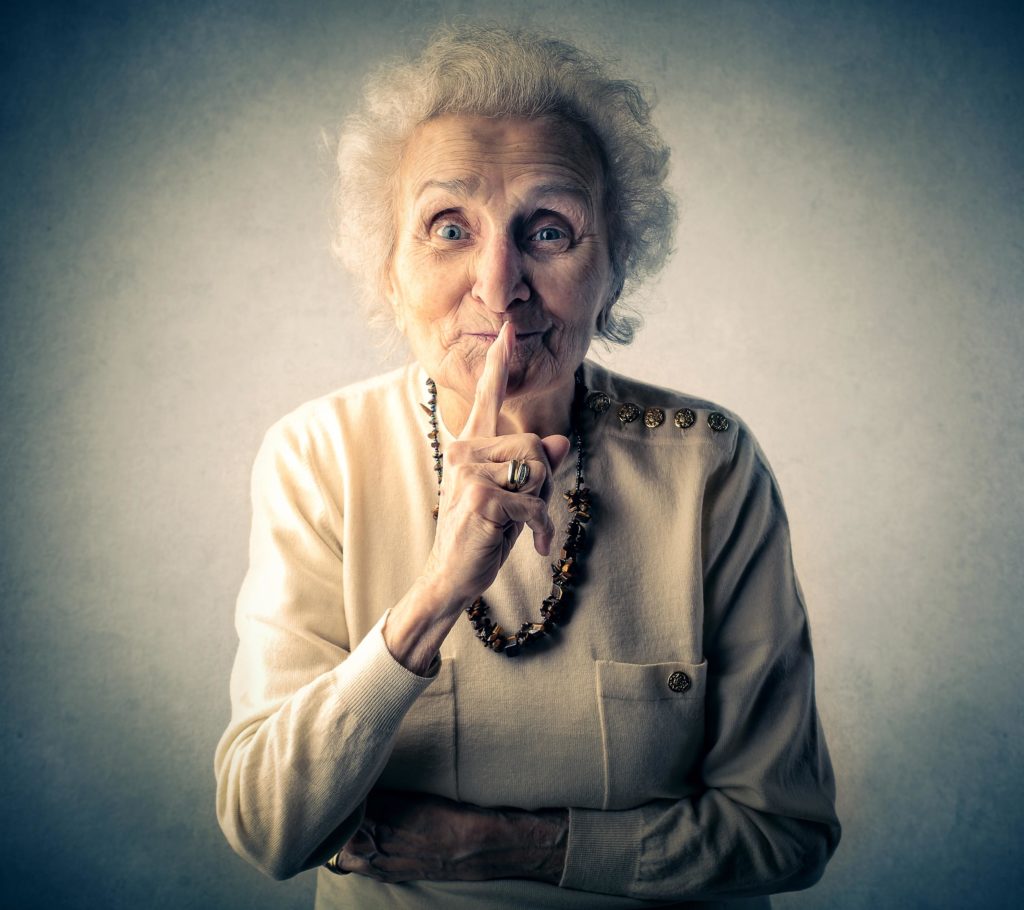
top-left (214, 418), bottom-right (445, 879)
top-left (558, 425), bottom-right (840, 900)
top-left (331, 790), bottom-right (568, 883)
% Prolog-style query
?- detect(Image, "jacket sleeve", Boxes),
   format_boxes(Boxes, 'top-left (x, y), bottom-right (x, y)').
top-left (559, 424), bottom-right (840, 900)
top-left (214, 415), bottom-right (438, 880)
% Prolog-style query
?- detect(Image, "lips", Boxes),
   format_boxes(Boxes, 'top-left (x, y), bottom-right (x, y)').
top-left (466, 330), bottom-right (546, 341)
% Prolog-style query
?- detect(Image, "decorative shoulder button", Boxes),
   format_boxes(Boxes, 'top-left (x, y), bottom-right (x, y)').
top-left (643, 406), bottom-right (665, 429)
top-left (667, 670), bottom-right (691, 693)
top-left (674, 408), bottom-right (696, 430)
top-left (707, 411), bottom-right (730, 432)
top-left (617, 402), bottom-right (641, 427)
top-left (586, 391), bottom-right (611, 414)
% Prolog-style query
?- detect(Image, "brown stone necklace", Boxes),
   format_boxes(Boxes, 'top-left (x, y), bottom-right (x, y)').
top-left (422, 371), bottom-right (592, 657)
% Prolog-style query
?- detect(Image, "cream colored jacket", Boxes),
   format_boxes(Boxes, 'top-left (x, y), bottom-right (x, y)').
top-left (215, 361), bottom-right (840, 909)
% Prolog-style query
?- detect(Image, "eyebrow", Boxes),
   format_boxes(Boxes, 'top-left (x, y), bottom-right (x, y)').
top-left (530, 183), bottom-right (595, 208)
top-left (413, 177), bottom-right (481, 202)
top-left (532, 185), bottom-right (597, 223)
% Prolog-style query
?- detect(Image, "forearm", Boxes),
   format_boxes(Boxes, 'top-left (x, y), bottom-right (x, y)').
top-left (336, 789), bottom-right (568, 883)
top-left (562, 793), bottom-right (838, 901)
top-left (215, 610), bottom-right (439, 880)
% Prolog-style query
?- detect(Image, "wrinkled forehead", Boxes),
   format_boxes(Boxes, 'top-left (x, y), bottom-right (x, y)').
top-left (395, 113), bottom-right (606, 208)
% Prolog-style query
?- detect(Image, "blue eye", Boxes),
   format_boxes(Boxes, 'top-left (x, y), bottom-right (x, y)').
top-left (532, 227), bottom-right (566, 242)
top-left (437, 224), bottom-right (464, 241)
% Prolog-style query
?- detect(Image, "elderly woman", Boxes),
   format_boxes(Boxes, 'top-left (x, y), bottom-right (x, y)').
top-left (215, 24), bottom-right (840, 910)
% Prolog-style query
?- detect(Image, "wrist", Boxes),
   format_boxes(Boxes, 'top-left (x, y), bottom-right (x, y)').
top-left (504, 806), bottom-right (568, 884)
top-left (383, 576), bottom-right (465, 676)
top-left (533, 808), bottom-right (568, 884)
top-left (416, 568), bottom-right (471, 617)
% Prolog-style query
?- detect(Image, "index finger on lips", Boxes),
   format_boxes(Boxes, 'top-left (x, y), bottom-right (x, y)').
top-left (460, 322), bottom-right (514, 440)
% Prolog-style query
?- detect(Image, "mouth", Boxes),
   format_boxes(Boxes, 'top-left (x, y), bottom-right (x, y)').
top-left (466, 330), bottom-right (546, 342)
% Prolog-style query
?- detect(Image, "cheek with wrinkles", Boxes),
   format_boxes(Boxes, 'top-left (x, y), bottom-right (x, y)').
top-left (423, 262), bottom-right (472, 308)
top-left (397, 266), bottom-right (458, 320)
top-left (537, 263), bottom-right (609, 318)
top-left (572, 248), bottom-right (612, 292)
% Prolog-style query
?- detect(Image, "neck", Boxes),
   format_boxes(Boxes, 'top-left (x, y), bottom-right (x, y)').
top-left (437, 370), bottom-right (579, 439)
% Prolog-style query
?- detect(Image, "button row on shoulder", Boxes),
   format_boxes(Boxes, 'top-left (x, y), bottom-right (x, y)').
top-left (586, 391), bottom-right (729, 434)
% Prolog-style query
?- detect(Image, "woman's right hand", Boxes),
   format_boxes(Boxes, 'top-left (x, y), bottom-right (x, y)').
top-left (424, 322), bottom-right (571, 610)
top-left (383, 323), bottom-right (570, 674)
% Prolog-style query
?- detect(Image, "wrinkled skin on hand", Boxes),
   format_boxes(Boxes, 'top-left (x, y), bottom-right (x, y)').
top-left (332, 790), bottom-right (568, 884)
top-left (381, 323), bottom-right (572, 676)
top-left (424, 322), bottom-right (571, 609)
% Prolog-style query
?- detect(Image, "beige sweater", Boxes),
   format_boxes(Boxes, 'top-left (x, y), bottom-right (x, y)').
top-left (215, 360), bottom-right (840, 909)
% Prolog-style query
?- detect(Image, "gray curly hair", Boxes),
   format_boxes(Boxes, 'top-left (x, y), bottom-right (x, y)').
top-left (333, 23), bottom-right (676, 346)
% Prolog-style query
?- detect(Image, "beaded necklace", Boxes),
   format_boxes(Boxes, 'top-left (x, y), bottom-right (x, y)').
top-left (422, 372), bottom-right (592, 657)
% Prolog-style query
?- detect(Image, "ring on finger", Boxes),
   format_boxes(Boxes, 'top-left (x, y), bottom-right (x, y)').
top-left (325, 853), bottom-right (349, 876)
top-left (505, 459), bottom-right (531, 492)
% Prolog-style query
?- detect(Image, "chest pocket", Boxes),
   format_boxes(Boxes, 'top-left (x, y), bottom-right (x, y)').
top-left (596, 658), bottom-right (708, 809)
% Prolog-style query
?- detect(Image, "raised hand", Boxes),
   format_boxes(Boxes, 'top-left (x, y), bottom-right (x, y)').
top-left (384, 323), bottom-right (571, 674)
top-left (424, 323), bottom-right (571, 609)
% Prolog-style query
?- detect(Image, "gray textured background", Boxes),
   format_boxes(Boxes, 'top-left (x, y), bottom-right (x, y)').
top-left (2, 1), bottom-right (1021, 907)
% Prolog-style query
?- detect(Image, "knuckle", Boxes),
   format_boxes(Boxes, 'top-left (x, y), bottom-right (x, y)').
top-left (445, 440), bottom-right (469, 464)
top-left (445, 462), bottom-right (469, 486)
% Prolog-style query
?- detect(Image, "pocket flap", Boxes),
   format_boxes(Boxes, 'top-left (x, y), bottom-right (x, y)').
top-left (596, 658), bottom-right (707, 702)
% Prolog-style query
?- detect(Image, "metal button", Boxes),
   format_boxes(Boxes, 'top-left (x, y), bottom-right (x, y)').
top-left (667, 671), bottom-right (691, 693)
top-left (617, 402), bottom-right (641, 427)
top-left (643, 406), bottom-right (665, 429)
top-left (674, 408), bottom-right (695, 429)
top-left (707, 412), bottom-right (730, 432)
top-left (587, 391), bottom-right (611, 414)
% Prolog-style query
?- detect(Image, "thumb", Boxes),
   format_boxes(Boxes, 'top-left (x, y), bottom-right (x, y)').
top-left (541, 434), bottom-right (572, 472)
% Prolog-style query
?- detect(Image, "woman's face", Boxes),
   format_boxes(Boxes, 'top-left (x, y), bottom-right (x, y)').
top-left (385, 114), bottom-right (614, 408)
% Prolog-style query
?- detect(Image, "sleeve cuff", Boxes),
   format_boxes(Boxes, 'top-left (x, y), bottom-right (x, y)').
top-left (559, 805), bottom-right (644, 894)
top-left (328, 609), bottom-right (440, 729)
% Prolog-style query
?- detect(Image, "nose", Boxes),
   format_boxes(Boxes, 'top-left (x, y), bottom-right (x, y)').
top-left (471, 233), bottom-right (530, 313)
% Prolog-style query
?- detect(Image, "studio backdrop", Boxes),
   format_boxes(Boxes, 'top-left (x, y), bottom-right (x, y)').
top-left (1, 1), bottom-right (1021, 908)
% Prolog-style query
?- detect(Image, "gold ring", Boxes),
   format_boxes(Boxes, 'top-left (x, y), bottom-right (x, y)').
top-left (324, 853), bottom-right (349, 875)
top-left (505, 459), bottom-right (530, 492)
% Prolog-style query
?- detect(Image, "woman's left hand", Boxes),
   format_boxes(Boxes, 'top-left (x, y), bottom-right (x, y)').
top-left (330, 790), bottom-right (567, 883)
